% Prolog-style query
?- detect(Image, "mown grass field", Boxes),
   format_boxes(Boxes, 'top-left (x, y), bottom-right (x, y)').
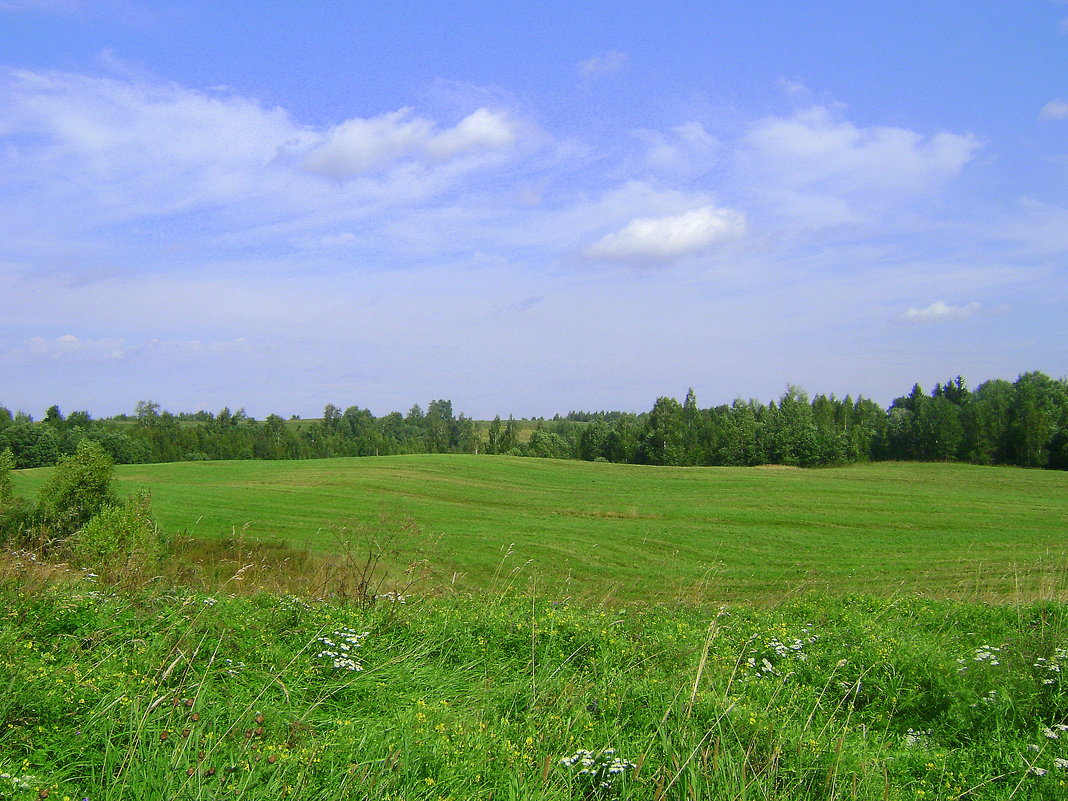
top-left (14, 456), bottom-right (1068, 602)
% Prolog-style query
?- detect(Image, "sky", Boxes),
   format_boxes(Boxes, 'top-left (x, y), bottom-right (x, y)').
top-left (1, 0), bottom-right (1066, 420)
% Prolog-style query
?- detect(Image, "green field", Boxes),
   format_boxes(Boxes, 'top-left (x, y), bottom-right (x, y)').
top-left (7, 457), bottom-right (1068, 799)
top-left (13, 456), bottom-right (1068, 601)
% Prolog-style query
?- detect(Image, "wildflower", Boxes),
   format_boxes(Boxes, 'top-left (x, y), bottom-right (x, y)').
top-left (560, 748), bottom-right (635, 792)
top-left (315, 628), bottom-right (369, 671)
top-left (905, 729), bottom-right (932, 748)
top-left (1029, 766), bottom-right (1048, 776)
top-left (1043, 727), bottom-right (1059, 739)
top-left (1054, 758), bottom-right (1068, 769)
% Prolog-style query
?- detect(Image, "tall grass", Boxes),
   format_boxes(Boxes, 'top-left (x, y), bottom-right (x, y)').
top-left (2, 547), bottom-right (1067, 800)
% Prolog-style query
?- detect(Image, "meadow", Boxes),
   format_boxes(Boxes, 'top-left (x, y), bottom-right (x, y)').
top-left (3, 457), bottom-right (1068, 800)
top-left (12, 456), bottom-right (1068, 602)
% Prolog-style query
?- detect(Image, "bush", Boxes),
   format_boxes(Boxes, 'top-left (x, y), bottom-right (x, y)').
top-left (69, 489), bottom-right (163, 575)
top-left (0, 447), bottom-right (13, 504)
top-left (0, 447), bottom-right (34, 545)
top-left (35, 440), bottom-right (117, 540)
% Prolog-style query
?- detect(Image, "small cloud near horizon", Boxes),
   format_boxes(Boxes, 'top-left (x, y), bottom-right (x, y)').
top-left (2, 334), bottom-right (253, 363)
top-left (898, 300), bottom-right (981, 324)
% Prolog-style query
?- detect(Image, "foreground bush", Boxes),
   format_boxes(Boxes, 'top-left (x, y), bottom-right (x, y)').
top-left (0, 569), bottom-right (1066, 800)
top-left (68, 488), bottom-right (163, 577)
top-left (33, 440), bottom-right (117, 540)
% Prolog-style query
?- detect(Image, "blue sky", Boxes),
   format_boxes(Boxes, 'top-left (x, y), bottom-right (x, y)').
top-left (1, 1), bottom-right (1066, 419)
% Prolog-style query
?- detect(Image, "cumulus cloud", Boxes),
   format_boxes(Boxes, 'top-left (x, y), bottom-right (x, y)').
top-left (0, 66), bottom-right (532, 261)
top-left (586, 205), bottom-right (746, 263)
top-left (578, 51), bottom-right (628, 78)
top-left (898, 300), bottom-right (981, 323)
top-left (1040, 99), bottom-right (1068, 120)
top-left (303, 107), bottom-right (515, 178)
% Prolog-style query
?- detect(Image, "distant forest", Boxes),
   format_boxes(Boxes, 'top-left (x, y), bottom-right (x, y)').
top-left (2, 372), bottom-right (1067, 471)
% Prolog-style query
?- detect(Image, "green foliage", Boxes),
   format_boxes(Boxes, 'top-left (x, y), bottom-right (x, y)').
top-left (0, 447), bottom-right (12, 505)
top-left (34, 439), bottom-right (117, 540)
top-left (0, 448), bottom-right (33, 546)
top-left (6, 371), bottom-right (1068, 471)
top-left (524, 428), bottom-right (572, 459)
top-left (69, 488), bottom-right (162, 574)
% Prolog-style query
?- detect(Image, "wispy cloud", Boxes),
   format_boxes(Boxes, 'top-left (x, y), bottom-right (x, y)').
top-left (898, 300), bottom-right (982, 324)
top-left (0, 63), bottom-right (1054, 417)
top-left (738, 106), bottom-right (980, 227)
top-left (0, 67), bottom-right (537, 267)
top-left (632, 122), bottom-right (720, 177)
top-left (3, 334), bottom-right (254, 363)
top-left (0, 0), bottom-right (79, 12)
top-left (578, 51), bottom-right (628, 78)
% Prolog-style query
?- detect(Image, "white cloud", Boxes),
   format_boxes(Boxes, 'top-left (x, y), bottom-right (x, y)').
top-left (899, 300), bottom-right (981, 323)
top-left (1040, 99), bottom-right (1068, 120)
top-left (24, 333), bottom-right (125, 360)
top-left (0, 68), bottom-right (306, 219)
top-left (424, 107), bottom-right (516, 159)
top-left (586, 205), bottom-right (746, 263)
top-left (0, 67), bottom-right (534, 264)
top-left (634, 122), bottom-right (720, 175)
top-left (578, 51), bottom-right (628, 78)
top-left (739, 106), bottom-right (980, 226)
top-left (0, 0), bottom-right (79, 11)
top-left (303, 107), bottom-right (515, 179)
top-left (745, 106), bottom-right (978, 193)
top-left (6, 333), bottom-right (253, 363)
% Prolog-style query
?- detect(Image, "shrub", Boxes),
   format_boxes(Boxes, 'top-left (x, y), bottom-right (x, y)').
top-left (0, 447), bottom-right (13, 504)
top-left (35, 440), bottom-right (117, 541)
top-left (69, 489), bottom-right (163, 575)
top-left (0, 447), bottom-right (35, 546)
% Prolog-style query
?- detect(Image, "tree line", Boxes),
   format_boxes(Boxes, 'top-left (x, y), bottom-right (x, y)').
top-left (1, 371), bottom-right (1066, 470)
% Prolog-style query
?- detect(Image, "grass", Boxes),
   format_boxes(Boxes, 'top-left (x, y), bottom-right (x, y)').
top-left (13, 456), bottom-right (1068, 602)
top-left (4, 457), bottom-right (1068, 799)
top-left (1, 574), bottom-right (1067, 800)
